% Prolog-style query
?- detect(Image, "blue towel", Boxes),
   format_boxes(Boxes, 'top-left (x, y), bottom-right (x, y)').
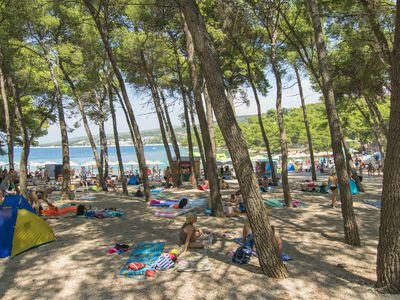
top-left (362, 199), bottom-right (381, 208)
top-left (280, 253), bottom-right (293, 261)
top-left (233, 237), bottom-right (292, 261)
top-left (120, 242), bottom-right (164, 278)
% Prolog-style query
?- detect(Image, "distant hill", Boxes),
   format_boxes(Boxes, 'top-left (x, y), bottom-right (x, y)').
top-left (39, 114), bottom-right (254, 146)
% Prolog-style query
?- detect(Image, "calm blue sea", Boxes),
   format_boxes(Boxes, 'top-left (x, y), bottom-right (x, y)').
top-left (0, 145), bottom-right (188, 170)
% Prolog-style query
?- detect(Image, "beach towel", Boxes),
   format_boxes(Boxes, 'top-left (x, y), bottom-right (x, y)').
top-left (362, 199), bottom-right (381, 208)
top-left (149, 199), bottom-right (179, 207)
top-left (176, 248), bottom-right (211, 272)
top-left (41, 205), bottom-right (78, 216)
top-left (185, 198), bottom-right (207, 209)
top-left (150, 189), bottom-right (164, 194)
top-left (79, 195), bottom-right (97, 200)
top-left (264, 198), bottom-right (307, 208)
top-left (85, 210), bottom-right (125, 219)
top-left (154, 206), bottom-right (198, 218)
top-left (120, 242), bottom-right (164, 278)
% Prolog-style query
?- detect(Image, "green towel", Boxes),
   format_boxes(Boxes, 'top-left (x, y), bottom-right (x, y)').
top-left (264, 198), bottom-right (284, 207)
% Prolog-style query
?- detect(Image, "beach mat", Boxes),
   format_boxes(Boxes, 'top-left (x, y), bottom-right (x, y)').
top-left (362, 199), bottom-right (381, 208)
top-left (176, 248), bottom-right (211, 272)
top-left (264, 198), bottom-right (307, 208)
top-left (154, 206), bottom-right (198, 218)
top-left (120, 242), bottom-right (164, 278)
top-left (42, 205), bottom-right (78, 216)
top-left (149, 199), bottom-right (179, 207)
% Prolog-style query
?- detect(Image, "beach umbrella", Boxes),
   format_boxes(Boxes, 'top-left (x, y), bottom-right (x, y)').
top-left (0, 161), bottom-right (8, 167)
top-left (151, 160), bottom-right (165, 165)
top-left (251, 155), bottom-right (267, 161)
top-left (28, 161), bottom-right (45, 167)
top-left (43, 161), bottom-right (57, 165)
top-left (125, 160), bottom-right (138, 166)
top-left (70, 161), bottom-right (80, 167)
top-left (146, 160), bottom-right (156, 165)
top-left (82, 160), bottom-right (97, 167)
top-left (108, 161), bottom-right (119, 166)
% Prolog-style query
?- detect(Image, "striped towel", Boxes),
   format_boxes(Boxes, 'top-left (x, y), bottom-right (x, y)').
top-left (151, 253), bottom-right (174, 270)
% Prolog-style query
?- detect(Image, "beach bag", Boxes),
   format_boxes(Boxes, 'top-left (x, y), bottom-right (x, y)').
top-left (152, 253), bottom-right (175, 270)
top-left (232, 246), bottom-right (252, 264)
top-left (135, 189), bottom-right (144, 197)
top-left (239, 202), bottom-right (246, 213)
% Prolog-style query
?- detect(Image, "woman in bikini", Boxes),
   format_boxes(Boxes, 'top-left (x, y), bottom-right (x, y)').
top-left (180, 214), bottom-right (205, 254)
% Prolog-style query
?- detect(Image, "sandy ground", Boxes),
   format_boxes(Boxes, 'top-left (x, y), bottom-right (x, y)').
top-left (0, 174), bottom-right (397, 299)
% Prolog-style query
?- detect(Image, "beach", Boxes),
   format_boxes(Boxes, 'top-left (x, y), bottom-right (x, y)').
top-left (0, 174), bottom-right (393, 300)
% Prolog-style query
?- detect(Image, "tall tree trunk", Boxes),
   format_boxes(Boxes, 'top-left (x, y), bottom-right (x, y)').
top-left (158, 89), bottom-right (182, 185)
top-left (238, 45), bottom-right (277, 185)
top-left (140, 51), bottom-right (176, 186)
top-left (59, 61), bottom-right (107, 190)
top-left (204, 86), bottom-right (217, 154)
top-left (179, 0), bottom-right (288, 278)
top-left (188, 93), bottom-right (207, 178)
top-left (270, 31), bottom-right (292, 207)
top-left (293, 63), bottom-right (317, 181)
top-left (226, 89), bottom-right (236, 116)
top-left (353, 100), bottom-right (385, 159)
top-left (169, 34), bottom-right (198, 187)
top-left (42, 50), bottom-right (71, 198)
top-left (12, 82), bottom-right (29, 198)
top-left (0, 60), bottom-right (14, 169)
top-left (107, 80), bottom-right (128, 194)
top-left (84, 0), bottom-right (150, 201)
top-left (99, 119), bottom-right (109, 179)
top-left (182, 13), bottom-right (224, 216)
top-left (364, 96), bottom-right (388, 139)
top-left (376, 1), bottom-right (400, 292)
top-left (307, 0), bottom-right (360, 246)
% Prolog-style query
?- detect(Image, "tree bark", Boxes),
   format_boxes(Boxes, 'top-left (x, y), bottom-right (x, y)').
top-left (99, 118), bottom-right (109, 179)
top-left (237, 44), bottom-right (277, 186)
top-left (84, 0), bottom-right (150, 201)
top-left (0, 59), bottom-right (14, 169)
top-left (169, 34), bottom-right (198, 187)
top-left (182, 12), bottom-right (224, 216)
top-left (179, 0), bottom-right (288, 277)
top-left (12, 82), bottom-right (29, 198)
top-left (140, 51), bottom-right (176, 185)
top-left (158, 89), bottom-right (182, 185)
top-left (342, 138), bottom-right (365, 192)
top-left (376, 1), bottom-right (400, 293)
top-left (42, 49), bottom-right (71, 198)
top-left (203, 86), bottom-right (217, 155)
top-left (293, 63), bottom-right (317, 181)
top-left (270, 30), bottom-right (292, 207)
top-left (364, 96), bottom-right (388, 138)
top-left (59, 61), bottom-right (107, 190)
top-left (188, 93), bottom-right (207, 177)
top-left (107, 80), bottom-right (128, 194)
top-left (307, 0), bottom-right (360, 246)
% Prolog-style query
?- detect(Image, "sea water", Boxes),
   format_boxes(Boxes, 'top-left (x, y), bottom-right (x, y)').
top-left (0, 145), bottom-right (188, 171)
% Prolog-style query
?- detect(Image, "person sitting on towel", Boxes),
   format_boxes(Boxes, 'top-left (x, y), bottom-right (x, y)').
top-left (180, 214), bottom-right (205, 254)
top-left (241, 223), bottom-right (283, 256)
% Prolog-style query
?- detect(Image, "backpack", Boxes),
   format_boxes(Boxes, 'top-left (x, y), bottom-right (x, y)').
top-left (232, 246), bottom-right (252, 264)
top-left (239, 202), bottom-right (246, 213)
top-left (135, 189), bottom-right (144, 197)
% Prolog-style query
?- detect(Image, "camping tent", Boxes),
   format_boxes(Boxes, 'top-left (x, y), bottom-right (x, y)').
top-left (288, 163), bottom-right (296, 171)
top-left (0, 195), bottom-right (56, 258)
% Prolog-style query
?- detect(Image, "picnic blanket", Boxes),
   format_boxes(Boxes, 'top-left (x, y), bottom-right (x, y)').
top-left (264, 198), bottom-right (306, 208)
top-left (232, 237), bottom-right (292, 261)
top-left (120, 242), bottom-right (164, 278)
top-left (176, 248), bottom-right (211, 272)
top-left (362, 199), bottom-right (381, 208)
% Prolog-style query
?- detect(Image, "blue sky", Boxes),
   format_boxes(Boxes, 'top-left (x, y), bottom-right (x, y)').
top-left (38, 70), bottom-right (321, 144)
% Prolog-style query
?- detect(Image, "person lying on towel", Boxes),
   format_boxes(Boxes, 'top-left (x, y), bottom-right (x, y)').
top-left (180, 214), bottom-right (205, 254)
